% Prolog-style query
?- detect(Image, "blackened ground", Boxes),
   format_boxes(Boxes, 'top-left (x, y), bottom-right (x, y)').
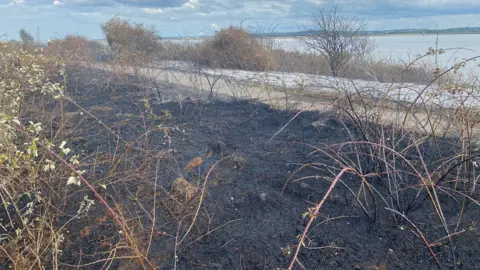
top-left (19, 68), bottom-right (480, 269)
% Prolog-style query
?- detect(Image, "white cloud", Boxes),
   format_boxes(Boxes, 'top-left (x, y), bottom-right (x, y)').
top-left (71, 12), bottom-right (101, 17)
top-left (183, 0), bottom-right (197, 9)
top-left (2, 0), bottom-right (480, 40)
top-left (143, 8), bottom-right (164, 14)
top-left (1, 0), bottom-right (24, 7)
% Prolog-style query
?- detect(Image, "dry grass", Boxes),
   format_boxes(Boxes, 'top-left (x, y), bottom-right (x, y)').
top-left (273, 49), bottom-right (445, 83)
top-left (161, 41), bottom-right (453, 85)
top-left (159, 25), bottom-right (456, 85)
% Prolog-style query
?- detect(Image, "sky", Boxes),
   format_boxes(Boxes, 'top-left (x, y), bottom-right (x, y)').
top-left (1, 0), bottom-right (480, 41)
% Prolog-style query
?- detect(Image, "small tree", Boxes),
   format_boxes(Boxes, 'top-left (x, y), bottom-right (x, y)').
top-left (101, 17), bottom-right (162, 64)
top-left (300, 5), bottom-right (374, 77)
top-left (19, 29), bottom-right (34, 49)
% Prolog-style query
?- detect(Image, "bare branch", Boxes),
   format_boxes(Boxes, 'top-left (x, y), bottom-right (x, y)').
top-left (298, 4), bottom-right (374, 77)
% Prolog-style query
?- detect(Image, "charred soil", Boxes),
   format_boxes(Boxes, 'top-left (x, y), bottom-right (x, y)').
top-left (7, 67), bottom-right (479, 270)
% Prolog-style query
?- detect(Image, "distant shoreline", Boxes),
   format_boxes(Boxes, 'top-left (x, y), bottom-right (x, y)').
top-left (163, 32), bottom-right (480, 40)
top-left (275, 32), bottom-right (480, 39)
top-left (366, 32), bottom-right (480, 37)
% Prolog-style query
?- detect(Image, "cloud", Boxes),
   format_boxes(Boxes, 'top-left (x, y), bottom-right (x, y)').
top-left (0, 0), bottom-right (24, 7)
top-left (116, 0), bottom-right (185, 8)
top-left (70, 11), bottom-right (101, 17)
top-left (143, 7), bottom-right (164, 14)
top-left (49, 0), bottom-right (188, 8)
top-left (1, 0), bottom-right (480, 40)
top-left (182, 0), bottom-right (197, 9)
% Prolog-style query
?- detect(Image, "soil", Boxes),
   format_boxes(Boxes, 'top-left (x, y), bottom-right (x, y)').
top-left (10, 67), bottom-right (480, 269)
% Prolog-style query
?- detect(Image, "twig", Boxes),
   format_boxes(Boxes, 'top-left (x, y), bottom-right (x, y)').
top-left (289, 167), bottom-right (352, 270)
top-left (178, 156), bottom-right (232, 245)
top-left (267, 108), bottom-right (309, 144)
top-left (188, 218), bottom-right (243, 245)
top-left (385, 207), bottom-right (441, 269)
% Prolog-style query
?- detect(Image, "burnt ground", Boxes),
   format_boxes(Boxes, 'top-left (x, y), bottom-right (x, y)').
top-left (13, 67), bottom-right (480, 269)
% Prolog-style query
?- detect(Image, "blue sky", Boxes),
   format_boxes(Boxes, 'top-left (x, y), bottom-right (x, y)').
top-left (1, 0), bottom-right (480, 40)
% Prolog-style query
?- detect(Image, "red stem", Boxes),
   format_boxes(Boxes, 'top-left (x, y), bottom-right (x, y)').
top-left (289, 167), bottom-right (351, 270)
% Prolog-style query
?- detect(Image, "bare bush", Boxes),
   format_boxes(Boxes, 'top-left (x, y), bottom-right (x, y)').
top-left (299, 4), bottom-right (375, 77)
top-left (287, 51), bottom-right (480, 270)
top-left (199, 26), bottom-right (277, 71)
top-left (45, 35), bottom-right (105, 62)
top-left (101, 17), bottom-right (163, 65)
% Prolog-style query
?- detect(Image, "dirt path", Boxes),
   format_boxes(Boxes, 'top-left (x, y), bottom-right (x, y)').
top-left (80, 61), bottom-right (474, 136)
top-left (81, 61), bottom-right (339, 109)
